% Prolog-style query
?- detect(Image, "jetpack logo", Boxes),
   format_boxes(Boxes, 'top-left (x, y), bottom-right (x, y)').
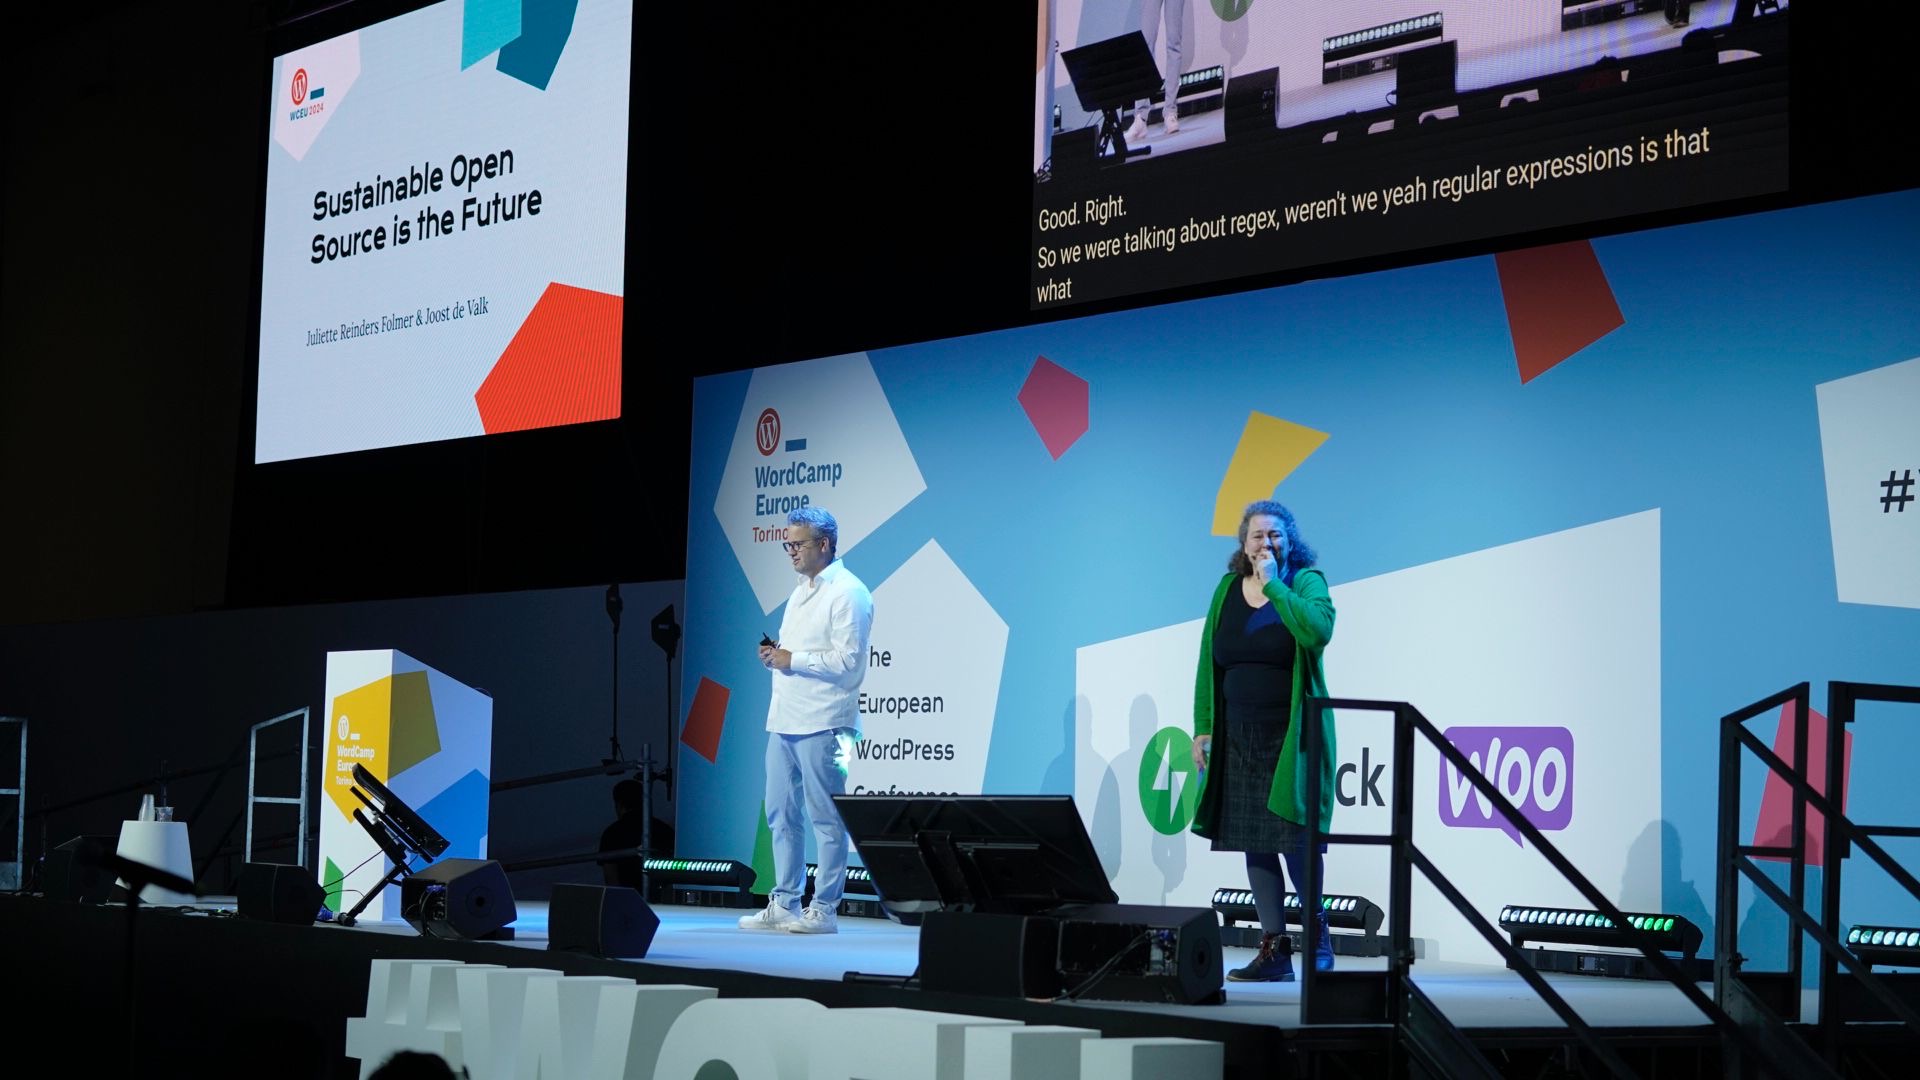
top-left (1137, 727), bottom-right (1201, 834)
top-left (1439, 726), bottom-right (1574, 846)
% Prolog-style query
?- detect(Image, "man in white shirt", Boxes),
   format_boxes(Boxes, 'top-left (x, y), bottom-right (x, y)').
top-left (739, 507), bottom-right (874, 934)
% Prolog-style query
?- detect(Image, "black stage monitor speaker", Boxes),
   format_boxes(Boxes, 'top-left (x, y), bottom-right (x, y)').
top-left (549, 883), bottom-right (659, 958)
top-left (44, 835), bottom-right (117, 904)
top-left (918, 911), bottom-right (1062, 998)
top-left (1224, 67), bottom-right (1278, 143)
top-left (1053, 903), bottom-right (1223, 1004)
top-left (236, 863), bottom-right (324, 925)
top-left (1050, 126), bottom-right (1099, 181)
top-left (1396, 40), bottom-right (1457, 115)
top-left (401, 858), bottom-right (516, 940)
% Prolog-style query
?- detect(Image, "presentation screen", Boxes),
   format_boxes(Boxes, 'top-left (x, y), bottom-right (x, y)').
top-left (1031, 0), bottom-right (1789, 309)
top-left (254, 0), bottom-right (632, 463)
top-left (682, 187), bottom-right (1918, 968)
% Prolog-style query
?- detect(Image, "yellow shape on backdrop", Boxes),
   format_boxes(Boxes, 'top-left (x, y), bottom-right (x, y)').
top-left (1212, 411), bottom-right (1330, 535)
top-left (386, 671), bottom-right (442, 777)
top-left (325, 678), bottom-right (394, 821)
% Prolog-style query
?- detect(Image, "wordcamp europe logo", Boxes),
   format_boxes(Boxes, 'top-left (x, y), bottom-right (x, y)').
top-left (289, 66), bottom-right (326, 120)
top-left (1439, 726), bottom-right (1574, 846)
top-left (754, 407), bottom-right (809, 456)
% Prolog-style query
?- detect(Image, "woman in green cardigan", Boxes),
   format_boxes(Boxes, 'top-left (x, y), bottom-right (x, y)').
top-left (1190, 499), bottom-right (1336, 982)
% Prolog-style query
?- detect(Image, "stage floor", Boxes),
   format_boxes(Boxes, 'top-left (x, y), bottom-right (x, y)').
top-left (295, 899), bottom-right (1770, 1033)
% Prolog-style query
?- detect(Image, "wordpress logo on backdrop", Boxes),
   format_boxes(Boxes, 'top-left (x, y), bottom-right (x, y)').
top-left (1439, 726), bottom-right (1574, 846)
top-left (755, 408), bottom-right (781, 456)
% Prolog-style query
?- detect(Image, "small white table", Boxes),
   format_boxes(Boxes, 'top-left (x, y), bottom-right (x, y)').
top-left (114, 819), bottom-right (196, 905)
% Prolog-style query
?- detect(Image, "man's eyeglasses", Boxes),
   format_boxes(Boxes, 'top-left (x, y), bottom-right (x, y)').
top-left (781, 537), bottom-right (825, 553)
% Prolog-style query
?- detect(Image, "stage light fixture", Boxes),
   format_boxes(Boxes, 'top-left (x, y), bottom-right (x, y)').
top-left (1212, 887), bottom-right (1258, 926)
top-left (1211, 887), bottom-right (1387, 956)
top-left (644, 858), bottom-right (752, 888)
top-left (1561, 0), bottom-right (1671, 33)
top-left (804, 862), bottom-right (879, 897)
top-left (1212, 887), bottom-right (1384, 931)
top-left (1498, 904), bottom-right (1703, 956)
top-left (641, 857), bottom-right (752, 899)
top-left (1847, 925), bottom-right (1920, 969)
top-left (640, 857), bottom-right (756, 909)
top-left (1322, 13), bottom-right (1444, 82)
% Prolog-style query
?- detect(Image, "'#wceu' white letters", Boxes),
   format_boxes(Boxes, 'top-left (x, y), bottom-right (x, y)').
top-left (343, 958), bottom-right (1223, 1079)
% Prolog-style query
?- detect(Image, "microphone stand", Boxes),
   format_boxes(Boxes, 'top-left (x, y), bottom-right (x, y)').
top-left (606, 584), bottom-right (627, 765)
top-left (645, 604), bottom-right (682, 899)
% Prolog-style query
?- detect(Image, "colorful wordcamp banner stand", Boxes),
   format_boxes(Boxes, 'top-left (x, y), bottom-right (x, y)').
top-left (318, 649), bottom-right (493, 921)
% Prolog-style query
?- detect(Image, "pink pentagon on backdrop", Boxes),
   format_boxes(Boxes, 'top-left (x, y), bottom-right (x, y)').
top-left (1017, 356), bottom-right (1089, 459)
top-left (1751, 702), bottom-right (1852, 867)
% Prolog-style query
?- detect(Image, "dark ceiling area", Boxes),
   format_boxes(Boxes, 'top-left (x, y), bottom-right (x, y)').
top-left (2, 2), bottom-right (1907, 623)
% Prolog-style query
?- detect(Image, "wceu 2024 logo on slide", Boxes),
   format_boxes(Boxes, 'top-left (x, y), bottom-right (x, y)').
top-left (288, 66), bottom-right (327, 121)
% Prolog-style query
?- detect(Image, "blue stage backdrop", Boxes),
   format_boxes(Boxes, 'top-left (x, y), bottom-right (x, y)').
top-left (682, 189), bottom-right (1919, 966)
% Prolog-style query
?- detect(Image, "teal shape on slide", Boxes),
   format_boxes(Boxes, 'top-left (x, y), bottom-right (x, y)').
top-left (462, 0), bottom-right (523, 71)
top-left (496, 0), bottom-right (579, 91)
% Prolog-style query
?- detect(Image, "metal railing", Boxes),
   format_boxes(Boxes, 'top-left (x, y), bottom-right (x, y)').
top-left (1301, 696), bottom-right (1823, 1078)
top-left (0, 717), bottom-right (23, 891)
top-left (246, 707), bottom-right (311, 868)
top-left (1716, 681), bottom-right (1920, 1067)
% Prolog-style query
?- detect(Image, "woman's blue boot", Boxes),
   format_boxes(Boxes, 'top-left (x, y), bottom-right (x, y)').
top-left (1312, 912), bottom-right (1336, 972)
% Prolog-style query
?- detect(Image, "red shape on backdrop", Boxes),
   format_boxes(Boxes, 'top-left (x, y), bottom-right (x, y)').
top-left (680, 676), bottom-right (731, 765)
top-left (1494, 241), bottom-right (1624, 384)
top-left (1751, 703), bottom-right (1852, 867)
top-left (1017, 356), bottom-right (1090, 459)
top-left (474, 283), bottom-right (623, 434)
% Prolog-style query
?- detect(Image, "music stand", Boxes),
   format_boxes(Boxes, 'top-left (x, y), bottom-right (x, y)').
top-left (832, 794), bottom-right (1116, 919)
top-left (334, 763), bottom-right (450, 927)
top-left (1058, 31), bottom-right (1166, 166)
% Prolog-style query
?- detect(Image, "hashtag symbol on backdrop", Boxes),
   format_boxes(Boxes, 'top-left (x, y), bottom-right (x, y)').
top-left (1881, 469), bottom-right (1916, 513)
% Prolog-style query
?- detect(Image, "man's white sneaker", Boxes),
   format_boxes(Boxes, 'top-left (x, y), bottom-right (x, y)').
top-left (1125, 113), bottom-right (1149, 143)
top-left (787, 906), bottom-right (839, 934)
top-left (739, 901), bottom-right (802, 930)
top-left (1164, 107), bottom-right (1180, 134)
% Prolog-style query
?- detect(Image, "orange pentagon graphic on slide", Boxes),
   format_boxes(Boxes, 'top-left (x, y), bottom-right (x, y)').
top-left (1494, 240), bottom-right (1623, 384)
top-left (474, 283), bottom-right (623, 433)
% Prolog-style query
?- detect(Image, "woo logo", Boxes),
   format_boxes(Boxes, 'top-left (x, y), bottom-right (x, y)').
top-left (1439, 726), bottom-right (1573, 846)
top-left (292, 67), bottom-right (309, 105)
top-left (755, 408), bottom-right (781, 456)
